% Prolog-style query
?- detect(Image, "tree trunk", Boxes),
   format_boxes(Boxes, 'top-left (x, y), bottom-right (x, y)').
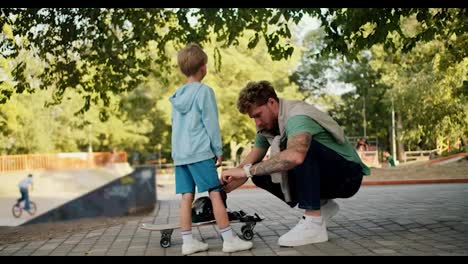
top-left (229, 141), bottom-right (239, 164)
top-left (396, 112), bottom-right (405, 162)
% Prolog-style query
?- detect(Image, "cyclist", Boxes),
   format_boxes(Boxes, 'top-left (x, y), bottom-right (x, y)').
top-left (17, 174), bottom-right (33, 211)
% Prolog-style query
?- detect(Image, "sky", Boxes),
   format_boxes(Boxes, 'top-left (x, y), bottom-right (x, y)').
top-left (291, 14), bottom-right (321, 45)
top-left (292, 14), bottom-right (356, 96)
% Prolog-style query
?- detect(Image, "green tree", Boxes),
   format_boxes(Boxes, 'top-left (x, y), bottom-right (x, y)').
top-left (332, 53), bottom-right (392, 142)
top-left (291, 28), bottom-right (391, 144)
top-left (370, 40), bottom-right (468, 153)
top-left (1, 8), bottom-right (308, 116)
top-left (205, 33), bottom-right (303, 162)
top-left (292, 9), bottom-right (467, 155)
top-left (310, 8), bottom-right (467, 63)
top-left (3, 8), bottom-right (464, 122)
top-left (153, 32), bottom-right (303, 162)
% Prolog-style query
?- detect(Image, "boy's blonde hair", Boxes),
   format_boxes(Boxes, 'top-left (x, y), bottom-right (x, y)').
top-left (177, 43), bottom-right (208, 76)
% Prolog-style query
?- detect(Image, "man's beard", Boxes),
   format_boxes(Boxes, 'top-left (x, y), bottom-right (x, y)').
top-left (262, 124), bottom-right (279, 135)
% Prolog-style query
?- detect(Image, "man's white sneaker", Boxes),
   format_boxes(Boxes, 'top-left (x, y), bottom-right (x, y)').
top-left (181, 238), bottom-right (209, 255)
top-left (222, 235), bottom-right (253, 253)
top-left (278, 216), bottom-right (328, 247)
top-left (321, 199), bottom-right (340, 222)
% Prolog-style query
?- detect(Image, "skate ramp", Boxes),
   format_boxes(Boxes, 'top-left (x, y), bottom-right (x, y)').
top-left (21, 165), bottom-right (156, 226)
top-left (0, 163), bottom-right (136, 226)
top-left (429, 153), bottom-right (468, 166)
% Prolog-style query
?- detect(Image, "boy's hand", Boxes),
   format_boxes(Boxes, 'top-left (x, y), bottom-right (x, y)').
top-left (215, 155), bottom-right (222, 167)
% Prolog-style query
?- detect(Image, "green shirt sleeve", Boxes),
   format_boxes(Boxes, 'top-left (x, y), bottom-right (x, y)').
top-left (254, 134), bottom-right (270, 149)
top-left (285, 115), bottom-right (324, 138)
top-left (285, 115), bottom-right (371, 176)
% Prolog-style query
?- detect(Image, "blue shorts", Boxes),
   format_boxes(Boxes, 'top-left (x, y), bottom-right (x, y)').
top-left (175, 158), bottom-right (222, 194)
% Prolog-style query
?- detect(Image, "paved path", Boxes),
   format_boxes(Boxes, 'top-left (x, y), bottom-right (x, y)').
top-left (0, 183), bottom-right (467, 256)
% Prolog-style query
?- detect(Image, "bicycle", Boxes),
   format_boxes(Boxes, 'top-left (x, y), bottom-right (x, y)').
top-left (12, 200), bottom-right (37, 218)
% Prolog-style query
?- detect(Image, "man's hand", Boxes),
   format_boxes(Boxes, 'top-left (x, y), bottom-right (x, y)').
top-left (221, 168), bottom-right (249, 193)
top-left (220, 176), bottom-right (248, 193)
top-left (221, 168), bottom-right (246, 182)
top-left (215, 156), bottom-right (222, 167)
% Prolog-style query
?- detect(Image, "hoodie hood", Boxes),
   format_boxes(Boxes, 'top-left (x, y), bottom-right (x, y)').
top-left (169, 82), bottom-right (203, 114)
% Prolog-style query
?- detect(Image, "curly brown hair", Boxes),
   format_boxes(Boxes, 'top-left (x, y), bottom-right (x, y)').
top-left (237, 81), bottom-right (279, 114)
top-left (177, 43), bottom-right (208, 76)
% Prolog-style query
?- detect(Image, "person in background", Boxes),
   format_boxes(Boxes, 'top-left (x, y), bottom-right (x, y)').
top-left (17, 174), bottom-right (33, 211)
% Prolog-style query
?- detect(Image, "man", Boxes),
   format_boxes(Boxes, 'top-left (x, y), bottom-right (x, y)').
top-left (221, 81), bottom-right (370, 247)
top-left (17, 174), bottom-right (33, 211)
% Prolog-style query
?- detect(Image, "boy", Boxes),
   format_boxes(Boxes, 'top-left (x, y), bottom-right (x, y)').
top-left (169, 43), bottom-right (253, 255)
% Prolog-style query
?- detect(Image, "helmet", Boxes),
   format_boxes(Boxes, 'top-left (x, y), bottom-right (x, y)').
top-left (191, 196), bottom-right (215, 223)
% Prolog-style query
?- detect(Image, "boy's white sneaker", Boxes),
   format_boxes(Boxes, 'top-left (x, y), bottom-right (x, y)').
top-left (222, 235), bottom-right (253, 253)
top-left (321, 199), bottom-right (340, 222)
top-left (181, 238), bottom-right (209, 255)
top-left (278, 216), bottom-right (328, 247)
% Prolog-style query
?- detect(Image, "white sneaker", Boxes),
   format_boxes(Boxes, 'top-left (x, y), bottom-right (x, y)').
top-left (222, 235), bottom-right (253, 253)
top-left (321, 199), bottom-right (340, 223)
top-left (278, 216), bottom-right (328, 247)
top-left (182, 238), bottom-right (209, 255)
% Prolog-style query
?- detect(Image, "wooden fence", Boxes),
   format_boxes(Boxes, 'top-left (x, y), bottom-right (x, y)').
top-left (0, 152), bottom-right (128, 172)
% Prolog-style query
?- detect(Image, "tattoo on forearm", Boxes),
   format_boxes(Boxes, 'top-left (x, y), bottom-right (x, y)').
top-left (251, 132), bottom-right (312, 176)
top-left (287, 132), bottom-right (312, 155)
top-left (252, 155), bottom-right (293, 176)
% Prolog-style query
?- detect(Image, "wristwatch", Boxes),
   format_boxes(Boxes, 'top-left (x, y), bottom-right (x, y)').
top-left (243, 163), bottom-right (253, 178)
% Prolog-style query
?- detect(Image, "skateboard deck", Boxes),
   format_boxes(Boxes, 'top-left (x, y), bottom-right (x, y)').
top-left (140, 212), bottom-right (263, 248)
top-left (141, 220), bottom-right (217, 231)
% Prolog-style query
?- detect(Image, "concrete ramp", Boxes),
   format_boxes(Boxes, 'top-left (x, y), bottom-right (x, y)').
top-left (430, 153), bottom-right (468, 166)
top-left (0, 163), bottom-right (135, 226)
top-left (21, 166), bottom-right (156, 226)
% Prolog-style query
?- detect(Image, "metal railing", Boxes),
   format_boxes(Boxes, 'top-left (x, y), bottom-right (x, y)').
top-left (403, 149), bottom-right (438, 163)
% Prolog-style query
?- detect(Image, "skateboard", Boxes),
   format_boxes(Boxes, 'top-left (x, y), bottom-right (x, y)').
top-left (140, 211), bottom-right (263, 248)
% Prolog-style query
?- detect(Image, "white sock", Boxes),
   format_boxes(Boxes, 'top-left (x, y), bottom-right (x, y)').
top-left (304, 215), bottom-right (323, 224)
top-left (181, 230), bottom-right (193, 244)
top-left (219, 226), bottom-right (234, 242)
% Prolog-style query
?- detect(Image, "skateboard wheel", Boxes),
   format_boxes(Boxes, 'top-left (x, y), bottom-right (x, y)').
top-left (242, 228), bottom-right (254, 240)
top-left (160, 238), bottom-right (171, 248)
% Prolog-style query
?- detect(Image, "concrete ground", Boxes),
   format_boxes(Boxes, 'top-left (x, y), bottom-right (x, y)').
top-left (0, 183), bottom-right (467, 256)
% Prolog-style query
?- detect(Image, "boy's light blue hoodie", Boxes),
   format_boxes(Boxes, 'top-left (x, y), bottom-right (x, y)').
top-left (169, 82), bottom-right (223, 166)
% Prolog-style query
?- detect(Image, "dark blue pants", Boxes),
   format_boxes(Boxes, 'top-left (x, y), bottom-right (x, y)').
top-left (17, 188), bottom-right (30, 210)
top-left (252, 140), bottom-right (363, 210)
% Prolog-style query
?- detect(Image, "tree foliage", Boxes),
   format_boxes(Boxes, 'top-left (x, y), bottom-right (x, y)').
top-left (293, 10), bottom-right (467, 153)
top-left (370, 40), bottom-right (468, 151)
top-left (0, 30), bottom-right (301, 160)
top-left (311, 8), bottom-right (467, 63)
top-left (291, 28), bottom-right (392, 147)
top-left (3, 8), bottom-right (464, 117)
top-left (0, 8), bottom-right (307, 117)
top-left (1, 8), bottom-right (466, 156)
